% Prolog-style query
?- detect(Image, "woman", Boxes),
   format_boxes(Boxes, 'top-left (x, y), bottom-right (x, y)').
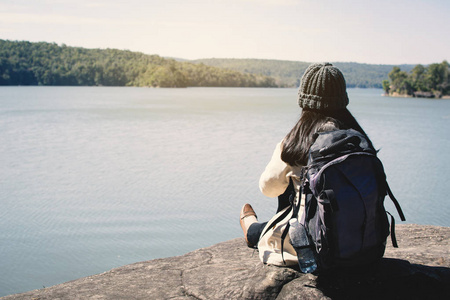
top-left (240, 63), bottom-right (374, 265)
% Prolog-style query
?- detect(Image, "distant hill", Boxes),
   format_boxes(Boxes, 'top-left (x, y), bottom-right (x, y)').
top-left (0, 40), bottom-right (276, 87)
top-left (191, 58), bottom-right (415, 88)
top-left (1, 40), bottom-right (418, 88)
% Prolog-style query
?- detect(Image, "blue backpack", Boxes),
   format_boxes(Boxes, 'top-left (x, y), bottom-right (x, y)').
top-left (298, 129), bottom-right (406, 270)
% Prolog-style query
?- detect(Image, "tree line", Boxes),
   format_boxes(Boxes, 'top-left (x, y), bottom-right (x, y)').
top-left (383, 61), bottom-right (450, 98)
top-left (191, 58), bottom-right (414, 88)
top-left (0, 40), bottom-right (277, 87)
top-left (5, 39), bottom-right (444, 92)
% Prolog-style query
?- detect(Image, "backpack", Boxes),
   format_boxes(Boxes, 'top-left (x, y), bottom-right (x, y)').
top-left (299, 128), bottom-right (406, 270)
top-left (259, 129), bottom-right (405, 270)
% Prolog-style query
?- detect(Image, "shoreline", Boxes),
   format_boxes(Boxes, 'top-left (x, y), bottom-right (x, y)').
top-left (2, 224), bottom-right (449, 300)
top-left (382, 93), bottom-right (450, 99)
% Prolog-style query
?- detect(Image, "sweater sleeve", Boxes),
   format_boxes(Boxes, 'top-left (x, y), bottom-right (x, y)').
top-left (259, 142), bottom-right (292, 198)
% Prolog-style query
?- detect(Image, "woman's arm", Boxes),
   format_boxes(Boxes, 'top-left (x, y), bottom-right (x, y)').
top-left (259, 142), bottom-right (292, 198)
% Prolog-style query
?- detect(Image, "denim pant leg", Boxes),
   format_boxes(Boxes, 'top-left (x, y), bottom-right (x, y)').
top-left (246, 222), bottom-right (268, 248)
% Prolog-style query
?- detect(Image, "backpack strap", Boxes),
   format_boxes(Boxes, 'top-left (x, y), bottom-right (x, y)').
top-left (259, 179), bottom-right (296, 239)
top-left (386, 182), bottom-right (406, 221)
top-left (259, 178), bottom-right (296, 265)
top-left (280, 179), bottom-right (304, 265)
top-left (279, 220), bottom-right (291, 265)
top-left (258, 203), bottom-right (293, 265)
top-left (277, 178), bottom-right (295, 212)
top-left (259, 204), bottom-right (293, 238)
top-left (384, 181), bottom-right (405, 248)
top-left (386, 211), bottom-right (399, 248)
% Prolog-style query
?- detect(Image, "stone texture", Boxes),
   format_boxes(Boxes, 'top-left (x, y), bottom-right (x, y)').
top-left (2, 224), bottom-right (449, 299)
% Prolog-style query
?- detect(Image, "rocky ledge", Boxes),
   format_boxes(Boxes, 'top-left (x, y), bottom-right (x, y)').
top-left (3, 224), bottom-right (449, 299)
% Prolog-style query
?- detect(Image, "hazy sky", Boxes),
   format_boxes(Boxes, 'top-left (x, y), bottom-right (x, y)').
top-left (1, 0), bottom-right (449, 65)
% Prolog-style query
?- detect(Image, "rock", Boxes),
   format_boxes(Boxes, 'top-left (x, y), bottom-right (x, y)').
top-left (2, 224), bottom-right (449, 299)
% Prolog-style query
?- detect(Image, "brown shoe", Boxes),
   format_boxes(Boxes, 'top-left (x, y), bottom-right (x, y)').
top-left (240, 204), bottom-right (257, 246)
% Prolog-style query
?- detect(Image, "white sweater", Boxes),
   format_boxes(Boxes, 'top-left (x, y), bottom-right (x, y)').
top-left (259, 142), bottom-right (304, 199)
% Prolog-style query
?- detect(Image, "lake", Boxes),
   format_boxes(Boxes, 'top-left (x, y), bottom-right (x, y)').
top-left (0, 87), bottom-right (449, 296)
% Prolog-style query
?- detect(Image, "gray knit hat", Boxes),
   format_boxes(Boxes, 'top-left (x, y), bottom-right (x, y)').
top-left (297, 63), bottom-right (349, 110)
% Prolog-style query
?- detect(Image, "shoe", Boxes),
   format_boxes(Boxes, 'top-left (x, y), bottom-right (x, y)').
top-left (240, 204), bottom-right (257, 246)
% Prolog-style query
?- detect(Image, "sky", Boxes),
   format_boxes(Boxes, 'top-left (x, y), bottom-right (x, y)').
top-left (0, 0), bottom-right (449, 65)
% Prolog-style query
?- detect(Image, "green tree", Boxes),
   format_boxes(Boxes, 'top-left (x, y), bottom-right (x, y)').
top-left (382, 80), bottom-right (390, 94)
top-left (147, 64), bottom-right (188, 87)
top-left (427, 61), bottom-right (449, 96)
top-left (388, 67), bottom-right (411, 95)
top-left (410, 64), bottom-right (428, 92)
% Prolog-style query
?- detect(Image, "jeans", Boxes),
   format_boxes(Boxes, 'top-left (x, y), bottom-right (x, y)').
top-left (247, 222), bottom-right (268, 248)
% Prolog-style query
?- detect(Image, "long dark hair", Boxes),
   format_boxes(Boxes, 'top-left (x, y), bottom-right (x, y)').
top-left (281, 108), bottom-right (373, 166)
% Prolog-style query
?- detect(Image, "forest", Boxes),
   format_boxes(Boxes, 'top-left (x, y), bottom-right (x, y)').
top-left (383, 61), bottom-right (450, 98)
top-left (0, 40), bottom-right (276, 87)
top-left (190, 58), bottom-right (415, 88)
top-left (4, 39), bottom-right (441, 91)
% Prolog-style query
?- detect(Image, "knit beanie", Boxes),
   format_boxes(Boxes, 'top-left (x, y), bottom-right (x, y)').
top-left (297, 63), bottom-right (349, 110)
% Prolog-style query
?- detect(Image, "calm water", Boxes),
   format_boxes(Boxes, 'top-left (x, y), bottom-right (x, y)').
top-left (0, 87), bottom-right (449, 296)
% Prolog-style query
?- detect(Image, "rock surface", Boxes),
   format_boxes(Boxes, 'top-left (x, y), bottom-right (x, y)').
top-left (3, 224), bottom-right (449, 299)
